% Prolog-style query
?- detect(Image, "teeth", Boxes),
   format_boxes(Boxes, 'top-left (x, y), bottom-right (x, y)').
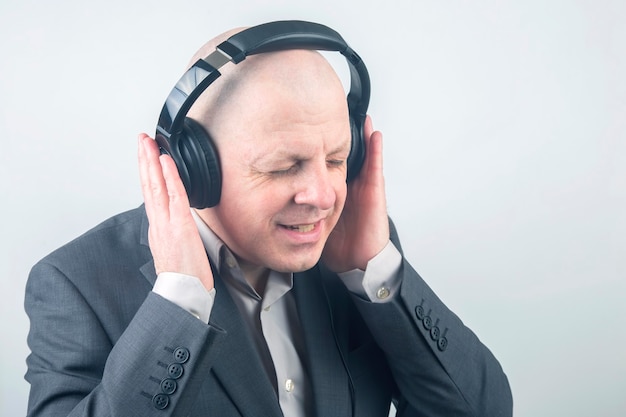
top-left (287, 224), bottom-right (315, 232)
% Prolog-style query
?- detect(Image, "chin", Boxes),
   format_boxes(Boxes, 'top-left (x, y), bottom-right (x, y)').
top-left (272, 253), bottom-right (322, 273)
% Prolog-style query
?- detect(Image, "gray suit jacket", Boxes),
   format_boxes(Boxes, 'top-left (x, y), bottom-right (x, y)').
top-left (25, 206), bottom-right (512, 416)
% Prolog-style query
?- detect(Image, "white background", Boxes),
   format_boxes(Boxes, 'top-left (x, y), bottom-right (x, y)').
top-left (1, 0), bottom-right (624, 415)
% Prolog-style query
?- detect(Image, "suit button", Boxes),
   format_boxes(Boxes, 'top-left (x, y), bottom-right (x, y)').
top-left (173, 347), bottom-right (190, 363)
top-left (438, 337), bottom-right (448, 352)
top-left (152, 393), bottom-right (169, 410)
top-left (415, 305), bottom-right (425, 320)
top-left (168, 363), bottom-right (184, 379)
top-left (430, 326), bottom-right (440, 341)
top-left (160, 378), bottom-right (177, 395)
top-left (422, 315), bottom-right (433, 330)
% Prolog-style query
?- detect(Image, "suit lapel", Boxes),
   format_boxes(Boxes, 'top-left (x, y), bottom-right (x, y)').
top-left (294, 267), bottom-right (352, 417)
top-left (208, 275), bottom-right (284, 417)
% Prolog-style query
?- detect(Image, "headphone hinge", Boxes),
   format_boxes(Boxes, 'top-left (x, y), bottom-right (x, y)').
top-left (203, 49), bottom-right (232, 70)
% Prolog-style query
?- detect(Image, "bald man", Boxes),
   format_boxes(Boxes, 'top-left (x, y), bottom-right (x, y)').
top-left (25, 24), bottom-right (512, 417)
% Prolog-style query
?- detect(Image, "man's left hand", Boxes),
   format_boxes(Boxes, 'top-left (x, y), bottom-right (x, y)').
top-left (322, 115), bottom-right (389, 272)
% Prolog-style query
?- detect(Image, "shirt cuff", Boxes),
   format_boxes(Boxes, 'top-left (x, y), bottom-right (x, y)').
top-left (338, 241), bottom-right (403, 303)
top-left (152, 272), bottom-right (215, 323)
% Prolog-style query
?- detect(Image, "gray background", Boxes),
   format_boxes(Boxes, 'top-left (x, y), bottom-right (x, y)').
top-left (1, 0), bottom-right (624, 415)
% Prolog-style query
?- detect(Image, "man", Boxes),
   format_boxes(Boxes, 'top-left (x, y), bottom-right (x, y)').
top-left (25, 22), bottom-right (513, 416)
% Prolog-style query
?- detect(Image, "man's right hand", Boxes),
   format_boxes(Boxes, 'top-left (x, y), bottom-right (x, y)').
top-left (138, 133), bottom-right (214, 291)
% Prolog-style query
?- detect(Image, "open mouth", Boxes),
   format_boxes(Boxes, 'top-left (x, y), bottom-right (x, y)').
top-left (283, 224), bottom-right (315, 233)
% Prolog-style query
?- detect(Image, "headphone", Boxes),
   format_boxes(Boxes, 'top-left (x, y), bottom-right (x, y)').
top-left (155, 20), bottom-right (371, 209)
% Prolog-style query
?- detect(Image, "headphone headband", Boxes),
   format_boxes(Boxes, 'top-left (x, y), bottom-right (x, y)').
top-left (218, 20), bottom-right (351, 62)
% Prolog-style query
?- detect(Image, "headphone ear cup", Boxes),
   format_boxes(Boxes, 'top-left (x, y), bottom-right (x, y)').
top-left (346, 116), bottom-right (365, 182)
top-left (176, 117), bottom-right (222, 208)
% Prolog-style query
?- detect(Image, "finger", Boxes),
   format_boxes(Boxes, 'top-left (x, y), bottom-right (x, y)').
top-left (159, 153), bottom-right (192, 221)
top-left (364, 114), bottom-right (375, 140)
top-left (138, 134), bottom-right (155, 211)
top-left (361, 116), bottom-right (384, 186)
top-left (366, 131), bottom-right (384, 180)
top-left (138, 134), bottom-right (170, 221)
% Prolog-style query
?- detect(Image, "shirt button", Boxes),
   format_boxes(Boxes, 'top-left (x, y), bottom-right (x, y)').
top-left (285, 379), bottom-right (295, 393)
top-left (263, 306), bottom-right (271, 312)
top-left (376, 287), bottom-right (390, 300)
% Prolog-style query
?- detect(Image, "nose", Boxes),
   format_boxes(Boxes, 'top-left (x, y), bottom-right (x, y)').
top-left (293, 161), bottom-right (337, 210)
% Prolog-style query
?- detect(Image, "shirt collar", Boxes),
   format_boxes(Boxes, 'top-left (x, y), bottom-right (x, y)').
top-left (190, 209), bottom-right (293, 304)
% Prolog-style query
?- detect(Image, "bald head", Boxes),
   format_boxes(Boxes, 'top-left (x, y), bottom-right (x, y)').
top-left (185, 30), bottom-right (348, 145)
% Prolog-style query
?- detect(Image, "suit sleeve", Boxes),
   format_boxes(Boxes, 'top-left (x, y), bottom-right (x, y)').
top-left (348, 221), bottom-right (513, 417)
top-left (24, 260), bottom-right (226, 417)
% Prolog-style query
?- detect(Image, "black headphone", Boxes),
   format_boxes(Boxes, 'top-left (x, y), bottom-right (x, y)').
top-left (155, 20), bottom-right (371, 209)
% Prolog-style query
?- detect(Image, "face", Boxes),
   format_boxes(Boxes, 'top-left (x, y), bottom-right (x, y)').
top-left (196, 52), bottom-right (351, 276)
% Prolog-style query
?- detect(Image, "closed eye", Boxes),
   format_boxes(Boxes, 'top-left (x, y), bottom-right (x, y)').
top-left (327, 159), bottom-right (345, 168)
top-left (271, 162), bottom-right (301, 176)
top-left (269, 158), bottom-right (345, 177)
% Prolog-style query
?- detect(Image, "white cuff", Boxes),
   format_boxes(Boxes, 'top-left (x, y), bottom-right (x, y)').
top-left (152, 272), bottom-right (215, 323)
top-left (338, 241), bottom-right (403, 303)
